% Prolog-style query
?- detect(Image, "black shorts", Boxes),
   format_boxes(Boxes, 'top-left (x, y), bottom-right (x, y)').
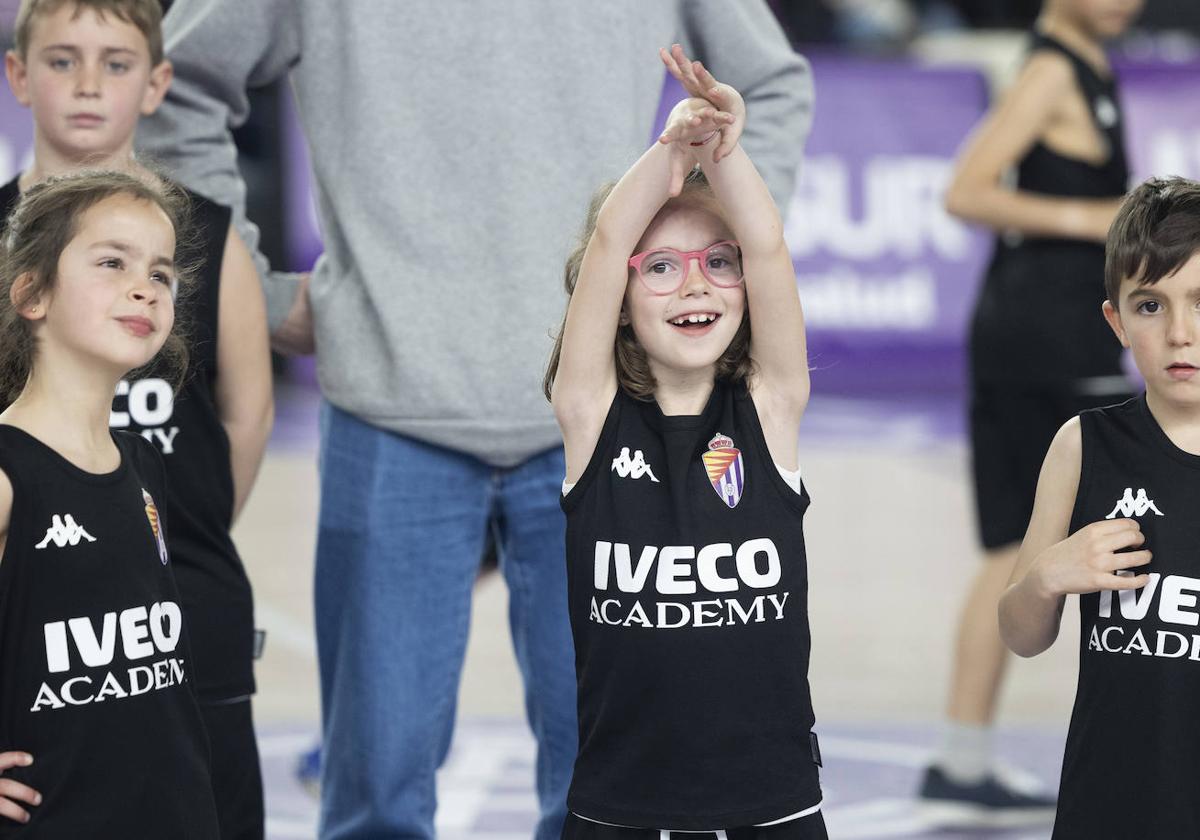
top-left (970, 381), bottom-right (1132, 550)
top-left (200, 698), bottom-right (265, 840)
top-left (562, 811), bottom-right (828, 840)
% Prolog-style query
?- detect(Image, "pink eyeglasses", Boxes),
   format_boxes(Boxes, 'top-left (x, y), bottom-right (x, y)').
top-left (627, 240), bottom-right (743, 296)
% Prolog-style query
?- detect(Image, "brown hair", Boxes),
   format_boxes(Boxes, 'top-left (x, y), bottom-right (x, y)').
top-left (14, 0), bottom-right (165, 65)
top-left (0, 169), bottom-right (193, 407)
top-left (543, 168), bottom-right (753, 402)
top-left (1106, 176), bottom-right (1200, 304)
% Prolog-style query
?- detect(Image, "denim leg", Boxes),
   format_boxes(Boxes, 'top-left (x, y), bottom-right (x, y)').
top-left (494, 446), bottom-right (579, 840)
top-left (315, 402), bottom-right (490, 839)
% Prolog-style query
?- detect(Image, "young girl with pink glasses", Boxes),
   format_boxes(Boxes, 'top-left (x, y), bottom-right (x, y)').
top-left (543, 46), bottom-right (826, 839)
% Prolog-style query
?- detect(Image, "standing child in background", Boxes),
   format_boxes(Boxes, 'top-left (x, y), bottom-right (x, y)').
top-left (0, 170), bottom-right (219, 837)
top-left (545, 46), bottom-right (825, 838)
top-left (925, 0), bottom-right (1143, 822)
top-left (999, 177), bottom-right (1200, 838)
top-left (2, 2), bottom-right (273, 837)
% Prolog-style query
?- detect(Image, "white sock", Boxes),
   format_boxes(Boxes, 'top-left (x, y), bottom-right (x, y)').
top-left (934, 721), bottom-right (992, 784)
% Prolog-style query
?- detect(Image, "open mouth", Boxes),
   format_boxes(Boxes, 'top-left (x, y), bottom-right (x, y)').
top-left (668, 312), bottom-right (721, 333)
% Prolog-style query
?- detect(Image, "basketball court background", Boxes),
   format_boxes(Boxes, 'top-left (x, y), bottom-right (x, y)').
top-left (2, 5), bottom-right (1200, 838)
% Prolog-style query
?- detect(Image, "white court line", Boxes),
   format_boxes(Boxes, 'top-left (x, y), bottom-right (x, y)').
top-left (265, 816), bottom-right (317, 838)
top-left (258, 731), bottom-right (320, 758)
top-left (825, 797), bottom-right (939, 838)
top-left (254, 601), bottom-right (317, 660)
top-left (819, 735), bottom-right (932, 768)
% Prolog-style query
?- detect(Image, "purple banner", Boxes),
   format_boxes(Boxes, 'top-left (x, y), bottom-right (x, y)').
top-left (1119, 61), bottom-right (1200, 182)
top-left (786, 58), bottom-right (990, 354)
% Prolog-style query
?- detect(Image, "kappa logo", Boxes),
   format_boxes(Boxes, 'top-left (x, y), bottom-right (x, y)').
top-left (1105, 487), bottom-right (1164, 519)
top-left (611, 447), bottom-right (660, 482)
top-left (35, 515), bottom-right (96, 550)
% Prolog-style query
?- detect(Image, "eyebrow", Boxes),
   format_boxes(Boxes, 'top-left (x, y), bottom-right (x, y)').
top-left (90, 240), bottom-right (175, 269)
top-left (39, 45), bottom-right (139, 57)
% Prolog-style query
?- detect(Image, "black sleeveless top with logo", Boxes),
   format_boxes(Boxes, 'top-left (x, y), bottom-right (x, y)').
top-left (0, 427), bottom-right (219, 838)
top-left (1055, 397), bottom-right (1200, 838)
top-left (969, 33), bottom-right (1130, 387)
top-left (561, 381), bottom-right (821, 830)
top-left (1, 178), bottom-right (255, 702)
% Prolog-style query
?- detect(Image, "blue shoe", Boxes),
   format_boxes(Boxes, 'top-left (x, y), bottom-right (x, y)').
top-left (917, 765), bottom-right (1056, 828)
top-left (295, 744), bottom-right (322, 798)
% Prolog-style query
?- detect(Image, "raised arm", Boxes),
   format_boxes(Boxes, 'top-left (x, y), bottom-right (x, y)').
top-left (999, 418), bottom-right (1151, 656)
top-left (662, 47), bottom-right (808, 465)
top-left (681, 0), bottom-right (813, 213)
top-left (136, 0), bottom-right (303, 334)
top-left (943, 52), bottom-right (1120, 243)
top-left (552, 99), bottom-right (730, 481)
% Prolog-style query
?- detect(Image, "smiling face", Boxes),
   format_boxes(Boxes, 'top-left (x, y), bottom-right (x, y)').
top-left (1104, 251), bottom-right (1200, 409)
top-left (622, 200), bottom-right (745, 383)
top-left (26, 192), bottom-right (177, 375)
top-left (5, 3), bottom-right (171, 164)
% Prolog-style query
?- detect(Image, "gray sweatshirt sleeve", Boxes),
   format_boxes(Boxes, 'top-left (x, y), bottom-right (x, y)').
top-left (681, 0), bottom-right (814, 214)
top-left (137, 0), bottom-right (303, 331)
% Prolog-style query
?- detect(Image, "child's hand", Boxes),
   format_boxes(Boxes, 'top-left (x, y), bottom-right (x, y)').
top-left (1032, 519), bottom-right (1152, 599)
top-left (657, 98), bottom-right (732, 197)
top-left (659, 97), bottom-right (735, 147)
top-left (660, 44), bottom-right (746, 162)
top-left (0, 751), bottom-right (40, 824)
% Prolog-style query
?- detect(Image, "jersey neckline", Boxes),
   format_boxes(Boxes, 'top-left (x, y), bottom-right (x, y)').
top-left (0, 425), bottom-right (130, 485)
top-left (1137, 394), bottom-right (1200, 470)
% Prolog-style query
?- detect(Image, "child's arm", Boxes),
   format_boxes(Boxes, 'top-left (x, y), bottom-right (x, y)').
top-left (662, 47), bottom-right (809, 467)
top-left (999, 419), bottom-right (1151, 656)
top-left (552, 98), bottom-right (730, 482)
top-left (0, 473), bottom-right (41, 824)
top-left (944, 52), bottom-right (1122, 243)
top-left (213, 226), bottom-right (274, 523)
top-left (0, 751), bottom-right (39, 825)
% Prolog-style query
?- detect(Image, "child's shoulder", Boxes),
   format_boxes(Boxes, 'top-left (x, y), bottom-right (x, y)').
top-left (113, 430), bottom-right (167, 484)
top-left (1015, 47), bottom-right (1078, 97)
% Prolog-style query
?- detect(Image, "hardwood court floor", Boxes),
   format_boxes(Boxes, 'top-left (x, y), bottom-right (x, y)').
top-left (239, 382), bottom-right (1081, 839)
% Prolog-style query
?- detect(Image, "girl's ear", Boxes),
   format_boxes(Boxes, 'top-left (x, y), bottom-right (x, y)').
top-left (618, 306), bottom-right (631, 327)
top-left (11, 272), bottom-right (47, 322)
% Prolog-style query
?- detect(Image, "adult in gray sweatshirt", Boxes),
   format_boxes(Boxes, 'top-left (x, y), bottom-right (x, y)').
top-left (139, 3), bottom-right (812, 838)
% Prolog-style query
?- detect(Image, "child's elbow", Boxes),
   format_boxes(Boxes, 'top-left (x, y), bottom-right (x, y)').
top-left (998, 605), bottom-right (1050, 658)
top-left (943, 181), bottom-right (971, 220)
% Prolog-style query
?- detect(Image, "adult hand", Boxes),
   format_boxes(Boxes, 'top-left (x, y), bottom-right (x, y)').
top-left (270, 273), bottom-right (316, 355)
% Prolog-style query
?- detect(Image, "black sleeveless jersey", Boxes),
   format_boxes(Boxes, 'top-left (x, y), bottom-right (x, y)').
top-left (1, 177), bottom-right (255, 701)
top-left (0, 427), bottom-right (219, 838)
top-left (970, 33), bottom-right (1130, 386)
top-left (561, 381), bottom-right (822, 830)
top-left (1055, 397), bottom-right (1200, 838)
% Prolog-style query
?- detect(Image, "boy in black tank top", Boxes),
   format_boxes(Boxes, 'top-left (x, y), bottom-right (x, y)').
top-left (3, 3), bottom-right (273, 835)
top-left (0, 171), bottom-right (219, 836)
top-left (923, 0), bottom-right (1143, 821)
top-left (1000, 177), bottom-right (1200, 837)
top-left (544, 48), bottom-right (824, 837)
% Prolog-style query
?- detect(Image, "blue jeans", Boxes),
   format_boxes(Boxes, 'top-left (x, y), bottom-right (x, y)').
top-left (315, 402), bottom-right (578, 839)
